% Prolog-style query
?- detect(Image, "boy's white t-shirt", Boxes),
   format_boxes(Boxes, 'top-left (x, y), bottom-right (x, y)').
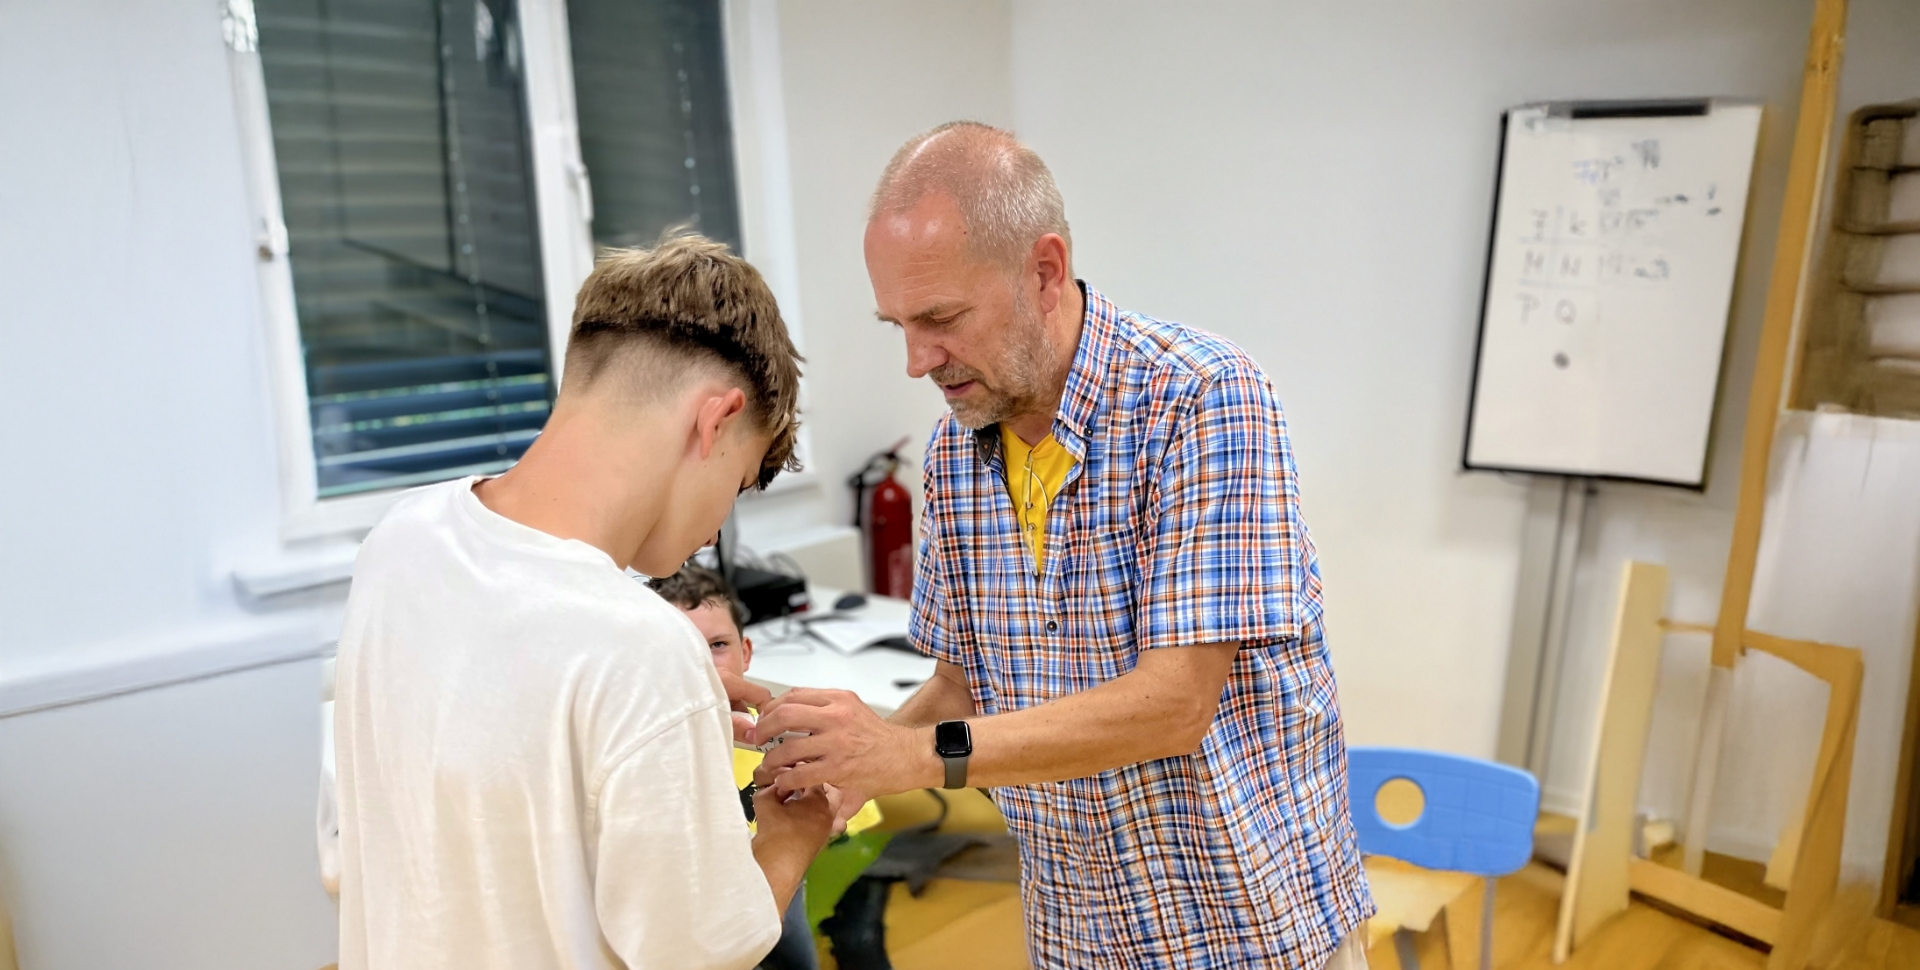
top-left (334, 478), bottom-right (779, 970)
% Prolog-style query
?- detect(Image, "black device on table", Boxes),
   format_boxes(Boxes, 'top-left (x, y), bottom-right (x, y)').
top-left (712, 518), bottom-right (809, 626)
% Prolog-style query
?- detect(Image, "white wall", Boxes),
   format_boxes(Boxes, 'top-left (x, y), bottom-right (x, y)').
top-left (1006, 0), bottom-right (1920, 882)
top-left (0, 1), bottom-right (341, 967)
top-left (733, 0), bottom-right (1011, 548)
top-left (1007, 0), bottom-right (1808, 756)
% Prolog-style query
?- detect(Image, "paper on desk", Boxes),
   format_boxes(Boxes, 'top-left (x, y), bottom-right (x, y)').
top-left (804, 612), bottom-right (913, 655)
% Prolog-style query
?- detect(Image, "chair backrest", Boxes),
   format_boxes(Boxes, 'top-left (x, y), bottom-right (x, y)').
top-left (1348, 747), bottom-right (1539, 877)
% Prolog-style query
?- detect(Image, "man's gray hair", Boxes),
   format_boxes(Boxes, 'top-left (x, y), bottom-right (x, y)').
top-left (869, 121), bottom-right (1071, 273)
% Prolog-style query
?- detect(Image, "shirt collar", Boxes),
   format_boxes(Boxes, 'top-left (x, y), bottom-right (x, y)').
top-left (971, 281), bottom-right (1118, 466)
top-left (1052, 282), bottom-right (1118, 449)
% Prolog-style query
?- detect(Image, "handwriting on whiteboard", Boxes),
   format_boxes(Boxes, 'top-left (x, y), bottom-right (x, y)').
top-left (1501, 134), bottom-right (1727, 335)
top-left (1466, 102), bottom-right (1762, 484)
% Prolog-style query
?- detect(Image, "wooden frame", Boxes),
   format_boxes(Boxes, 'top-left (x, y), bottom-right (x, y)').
top-left (1554, 562), bottom-right (1865, 969)
top-left (1882, 589), bottom-right (1920, 916)
top-left (1634, 632), bottom-right (1863, 970)
top-left (1552, 3), bottom-right (1876, 968)
top-left (1682, 0), bottom-right (1848, 877)
top-left (1554, 562), bottom-right (1669, 962)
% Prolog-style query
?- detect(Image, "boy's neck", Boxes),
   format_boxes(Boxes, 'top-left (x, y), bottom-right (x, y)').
top-left (474, 401), bottom-right (671, 570)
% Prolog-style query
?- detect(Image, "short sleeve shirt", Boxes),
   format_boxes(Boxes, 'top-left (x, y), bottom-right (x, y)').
top-left (909, 285), bottom-right (1373, 969)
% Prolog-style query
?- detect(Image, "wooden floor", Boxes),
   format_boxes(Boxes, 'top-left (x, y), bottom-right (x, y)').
top-left (856, 859), bottom-right (1920, 970)
top-left (320, 792), bottom-right (1920, 969)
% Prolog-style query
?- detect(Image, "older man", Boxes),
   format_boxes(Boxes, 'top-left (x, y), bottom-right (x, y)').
top-left (753, 122), bottom-right (1373, 968)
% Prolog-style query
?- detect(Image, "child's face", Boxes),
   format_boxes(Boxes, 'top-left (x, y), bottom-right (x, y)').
top-left (683, 600), bottom-right (753, 680)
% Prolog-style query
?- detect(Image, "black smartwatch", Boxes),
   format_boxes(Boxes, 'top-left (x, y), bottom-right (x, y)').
top-left (934, 720), bottom-right (972, 790)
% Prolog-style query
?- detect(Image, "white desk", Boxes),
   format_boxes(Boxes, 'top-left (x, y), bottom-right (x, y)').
top-left (743, 589), bottom-right (933, 716)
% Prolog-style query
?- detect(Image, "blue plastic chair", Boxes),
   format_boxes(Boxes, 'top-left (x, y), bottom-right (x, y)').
top-left (1348, 747), bottom-right (1540, 970)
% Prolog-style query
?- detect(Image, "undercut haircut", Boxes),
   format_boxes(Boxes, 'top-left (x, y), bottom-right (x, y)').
top-left (567, 231), bottom-right (803, 489)
top-left (649, 564), bottom-right (749, 631)
top-left (869, 121), bottom-right (1071, 274)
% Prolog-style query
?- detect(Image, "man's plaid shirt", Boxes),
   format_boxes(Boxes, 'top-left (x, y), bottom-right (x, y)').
top-left (908, 284), bottom-right (1373, 968)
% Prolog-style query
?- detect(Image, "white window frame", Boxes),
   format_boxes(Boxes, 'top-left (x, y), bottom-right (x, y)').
top-left (227, 0), bottom-right (813, 544)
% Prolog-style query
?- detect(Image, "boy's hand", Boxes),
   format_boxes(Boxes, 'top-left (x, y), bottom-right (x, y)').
top-left (751, 783), bottom-right (839, 851)
top-left (750, 783), bottom-right (839, 915)
top-left (718, 669), bottom-right (772, 746)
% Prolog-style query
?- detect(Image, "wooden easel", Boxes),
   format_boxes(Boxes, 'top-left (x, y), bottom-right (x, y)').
top-left (1554, 2), bottom-right (1869, 968)
top-left (1554, 563), bottom-right (1863, 968)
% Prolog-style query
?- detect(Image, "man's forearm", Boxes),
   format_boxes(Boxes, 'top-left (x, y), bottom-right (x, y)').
top-left (887, 660), bottom-right (974, 728)
top-left (753, 644), bottom-right (1238, 799)
top-left (897, 643), bottom-right (1239, 790)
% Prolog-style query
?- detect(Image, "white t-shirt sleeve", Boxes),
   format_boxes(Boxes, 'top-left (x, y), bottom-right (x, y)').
top-left (591, 706), bottom-right (781, 970)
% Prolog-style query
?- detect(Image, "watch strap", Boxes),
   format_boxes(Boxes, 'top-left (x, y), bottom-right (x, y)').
top-left (942, 753), bottom-right (969, 790)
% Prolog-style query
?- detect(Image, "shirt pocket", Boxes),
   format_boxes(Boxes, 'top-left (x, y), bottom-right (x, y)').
top-left (1062, 526), bottom-right (1139, 674)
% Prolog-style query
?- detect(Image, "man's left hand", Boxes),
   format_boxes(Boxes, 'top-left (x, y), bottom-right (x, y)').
top-left (750, 688), bottom-right (935, 796)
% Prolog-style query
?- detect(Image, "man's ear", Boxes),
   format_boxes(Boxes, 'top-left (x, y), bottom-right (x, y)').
top-left (692, 386), bottom-right (751, 460)
top-left (1030, 232), bottom-right (1071, 316)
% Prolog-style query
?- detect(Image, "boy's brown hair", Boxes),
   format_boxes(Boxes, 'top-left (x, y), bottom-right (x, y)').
top-left (567, 231), bottom-right (803, 489)
top-left (649, 564), bottom-right (749, 631)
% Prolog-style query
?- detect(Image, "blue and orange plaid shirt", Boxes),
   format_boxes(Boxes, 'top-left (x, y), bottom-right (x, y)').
top-left (909, 284), bottom-right (1373, 968)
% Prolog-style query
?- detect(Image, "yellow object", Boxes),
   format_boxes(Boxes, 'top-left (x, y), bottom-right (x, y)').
top-left (999, 425), bottom-right (1076, 572)
top-left (732, 746), bottom-right (882, 834)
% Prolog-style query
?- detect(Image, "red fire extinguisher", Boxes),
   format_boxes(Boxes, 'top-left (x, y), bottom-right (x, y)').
top-left (850, 438), bottom-right (914, 599)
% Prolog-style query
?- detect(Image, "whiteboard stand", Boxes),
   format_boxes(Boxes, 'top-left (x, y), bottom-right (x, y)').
top-left (1473, 98), bottom-right (1763, 784)
top-left (1495, 475), bottom-right (1593, 781)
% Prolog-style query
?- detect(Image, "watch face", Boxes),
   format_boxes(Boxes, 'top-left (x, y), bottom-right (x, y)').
top-left (935, 720), bottom-right (972, 758)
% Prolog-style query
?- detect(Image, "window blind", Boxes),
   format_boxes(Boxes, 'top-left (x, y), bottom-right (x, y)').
top-left (568, 0), bottom-right (742, 252)
top-left (258, 0), bottom-right (552, 498)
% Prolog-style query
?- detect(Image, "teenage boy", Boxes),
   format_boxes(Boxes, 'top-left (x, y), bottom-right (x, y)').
top-left (333, 234), bottom-right (836, 970)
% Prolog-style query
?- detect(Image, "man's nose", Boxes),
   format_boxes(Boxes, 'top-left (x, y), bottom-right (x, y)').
top-left (904, 334), bottom-right (946, 380)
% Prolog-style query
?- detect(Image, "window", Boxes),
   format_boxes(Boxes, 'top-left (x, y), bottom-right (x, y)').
top-left (567, 0), bottom-right (742, 252)
top-left (256, 0), bottom-right (553, 498)
top-left (244, 0), bottom-right (748, 522)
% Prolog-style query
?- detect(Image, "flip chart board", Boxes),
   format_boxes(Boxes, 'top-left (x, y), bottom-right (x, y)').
top-left (1463, 100), bottom-right (1763, 487)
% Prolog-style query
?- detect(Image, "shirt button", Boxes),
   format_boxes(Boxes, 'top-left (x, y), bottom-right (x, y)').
top-left (1045, 620), bottom-right (1059, 634)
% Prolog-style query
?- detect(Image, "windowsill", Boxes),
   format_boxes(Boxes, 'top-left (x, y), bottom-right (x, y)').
top-left (752, 468), bottom-right (819, 498)
top-left (245, 471), bottom-right (825, 598)
top-left (233, 541), bottom-right (362, 599)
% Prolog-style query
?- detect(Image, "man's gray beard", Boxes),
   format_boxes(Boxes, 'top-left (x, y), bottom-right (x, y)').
top-left (946, 296), bottom-right (1058, 430)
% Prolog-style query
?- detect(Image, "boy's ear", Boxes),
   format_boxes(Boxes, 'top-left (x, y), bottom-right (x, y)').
top-left (740, 635), bottom-right (753, 667)
top-left (692, 386), bottom-right (750, 460)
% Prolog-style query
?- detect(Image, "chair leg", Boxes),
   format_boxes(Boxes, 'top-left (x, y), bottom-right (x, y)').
top-left (1479, 879), bottom-right (1497, 970)
top-left (1443, 876), bottom-right (1486, 970)
top-left (1394, 928), bottom-right (1421, 970)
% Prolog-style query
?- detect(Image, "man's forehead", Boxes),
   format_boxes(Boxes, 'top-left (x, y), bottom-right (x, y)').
top-left (869, 191), bottom-right (968, 247)
top-left (868, 225), bottom-right (995, 323)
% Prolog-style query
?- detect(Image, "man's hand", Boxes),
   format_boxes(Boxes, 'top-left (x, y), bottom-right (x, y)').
top-left (830, 787), bottom-right (871, 836)
top-left (750, 688), bottom-right (938, 796)
top-left (719, 669), bottom-right (772, 746)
